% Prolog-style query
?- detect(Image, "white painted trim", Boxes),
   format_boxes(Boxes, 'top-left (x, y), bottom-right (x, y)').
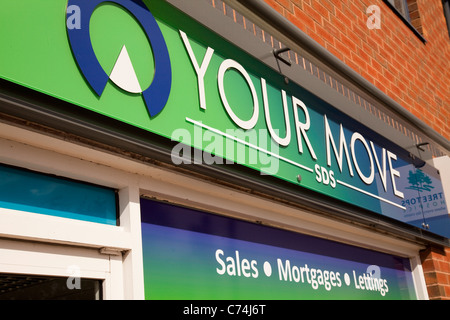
top-left (0, 239), bottom-right (108, 278)
top-left (410, 254), bottom-right (430, 300)
top-left (433, 156), bottom-right (450, 215)
top-left (0, 207), bottom-right (132, 250)
top-left (0, 238), bottom-right (124, 299)
top-left (119, 185), bottom-right (145, 300)
top-left (0, 121), bottom-right (429, 299)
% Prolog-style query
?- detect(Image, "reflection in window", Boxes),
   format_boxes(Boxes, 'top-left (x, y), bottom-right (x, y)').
top-left (0, 274), bottom-right (102, 300)
top-left (387, 0), bottom-right (410, 21)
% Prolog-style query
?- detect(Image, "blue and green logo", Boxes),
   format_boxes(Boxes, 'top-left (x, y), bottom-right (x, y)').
top-left (66, 0), bottom-right (172, 116)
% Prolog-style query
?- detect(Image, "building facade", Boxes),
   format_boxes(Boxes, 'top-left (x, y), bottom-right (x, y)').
top-left (264, 0), bottom-right (450, 145)
top-left (0, 0), bottom-right (449, 301)
top-left (258, 0), bottom-right (450, 299)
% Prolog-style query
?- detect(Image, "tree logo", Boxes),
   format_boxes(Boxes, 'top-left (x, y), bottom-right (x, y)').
top-left (406, 169), bottom-right (434, 192)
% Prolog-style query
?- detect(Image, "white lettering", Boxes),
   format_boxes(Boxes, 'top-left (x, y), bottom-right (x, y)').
top-left (215, 249), bottom-right (226, 275)
top-left (292, 97), bottom-right (317, 160)
top-left (351, 132), bottom-right (375, 185)
top-left (218, 59), bottom-right (259, 130)
top-left (261, 78), bottom-right (291, 146)
top-left (387, 151), bottom-right (404, 198)
top-left (370, 142), bottom-right (388, 192)
top-left (215, 249), bottom-right (258, 278)
top-left (180, 30), bottom-right (214, 110)
top-left (324, 115), bottom-right (354, 176)
top-left (277, 259), bottom-right (292, 281)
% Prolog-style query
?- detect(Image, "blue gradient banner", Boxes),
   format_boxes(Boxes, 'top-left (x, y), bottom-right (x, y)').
top-left (141, 198), bottom-right (417, 300)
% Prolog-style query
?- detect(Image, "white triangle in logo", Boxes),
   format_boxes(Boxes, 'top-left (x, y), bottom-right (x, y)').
top-left (109, 45), bottom-right (142, 94)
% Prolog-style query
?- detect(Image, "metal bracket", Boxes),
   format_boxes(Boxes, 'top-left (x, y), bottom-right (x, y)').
top-left (416, 142), bottom-right (429, 152)
top-left (273, 47), bottom-right (292, 66)
top-left (422, 222), bottom-right (430, 230)
top-left (410, 142), bottom-right (430, 168)
top-left (273, 47), bottom-right (291, 84)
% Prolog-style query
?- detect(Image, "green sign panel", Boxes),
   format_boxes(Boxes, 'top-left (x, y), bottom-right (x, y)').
top-left (0, 0), bottom-right (448, 237)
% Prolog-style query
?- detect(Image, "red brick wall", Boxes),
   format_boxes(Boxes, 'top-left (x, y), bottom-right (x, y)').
top-left (420, 246), bottom-right (450, 300)
top-left (263, 0), bottom-right (450, 141)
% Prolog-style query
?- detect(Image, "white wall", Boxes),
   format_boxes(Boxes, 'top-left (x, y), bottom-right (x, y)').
top-left (433, 155), bottom-right (450, 215)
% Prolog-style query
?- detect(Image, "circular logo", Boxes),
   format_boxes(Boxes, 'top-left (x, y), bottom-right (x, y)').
top-left (66, 0), bottom-right (172, 117)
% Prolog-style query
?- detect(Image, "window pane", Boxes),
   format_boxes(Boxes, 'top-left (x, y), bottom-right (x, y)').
top-left (0, 274), bottom-right (101, 300)
top-left (0, 164), bottom-right (118, 225)
top-left (388, 0), bottom-right (410, 20)
top-left (444, 0), bottom-right (450, 37)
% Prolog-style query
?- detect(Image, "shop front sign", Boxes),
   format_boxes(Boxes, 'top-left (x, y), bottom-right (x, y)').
top-left (0, 0), bottom-right (448, 237)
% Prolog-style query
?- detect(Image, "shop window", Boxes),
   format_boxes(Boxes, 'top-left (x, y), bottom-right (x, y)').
top-left (384, 0), bottom-right (426, 42)
top-left (0, 274), bottom-right (101, 300)
top-left (444, 0), bottom-right (450, 38)
top-left (0, 163), bottom-right (118, 225)
top-left (387, 0), bottom-right (410, 20)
